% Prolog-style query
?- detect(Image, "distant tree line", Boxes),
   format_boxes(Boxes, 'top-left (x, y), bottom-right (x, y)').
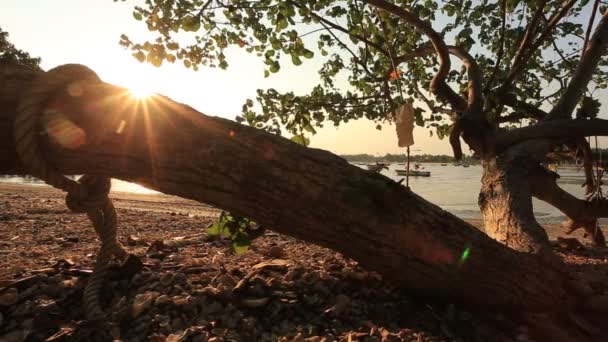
top-left (340, 153), bottom-right (479, 164)
top-left (343, 146), bottom-right (608, 165)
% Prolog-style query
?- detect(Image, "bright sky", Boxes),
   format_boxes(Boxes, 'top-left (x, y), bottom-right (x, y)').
top-left (1, 0), bottom-right (457, 156)
top-left (1, 1), bottom-right (602, 156)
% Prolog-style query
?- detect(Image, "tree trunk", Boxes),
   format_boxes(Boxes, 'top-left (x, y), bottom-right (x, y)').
top-left (479, 157), bottom-right (551, 254)
top-left (0, 63), bottom-right (574, 311)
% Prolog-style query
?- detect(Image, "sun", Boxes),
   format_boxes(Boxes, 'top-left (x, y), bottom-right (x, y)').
top-left (127, 83), bottom-right (155, 99)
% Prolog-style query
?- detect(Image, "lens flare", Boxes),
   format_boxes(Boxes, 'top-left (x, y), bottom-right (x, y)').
top-left (460, 247), bottom-right (471, 264)
top-left (128, 83), bottom-right (154, 99)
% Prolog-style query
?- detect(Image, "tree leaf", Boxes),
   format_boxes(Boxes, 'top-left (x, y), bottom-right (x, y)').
top-left (132, 51), bottom-right (146, 63)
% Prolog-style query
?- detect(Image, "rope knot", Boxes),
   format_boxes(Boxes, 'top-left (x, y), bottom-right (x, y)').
top-left (14, 64), bottom-right (130, 320)
top-left (65, 175), bottom-right (111, 214)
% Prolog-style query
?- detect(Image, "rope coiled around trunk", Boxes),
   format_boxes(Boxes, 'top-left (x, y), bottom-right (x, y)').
top-left (14, 64), bottom-right (129, 320)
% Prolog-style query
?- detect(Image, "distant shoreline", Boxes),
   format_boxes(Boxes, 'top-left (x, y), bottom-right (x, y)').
top-left (340, 153), bottom-right (480, 164)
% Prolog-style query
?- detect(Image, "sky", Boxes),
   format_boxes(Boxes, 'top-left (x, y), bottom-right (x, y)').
top-left (1, 1), bottom-right (603, 156)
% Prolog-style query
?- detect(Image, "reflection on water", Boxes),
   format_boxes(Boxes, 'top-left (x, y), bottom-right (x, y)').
top-left (0, 175), bottom-right (158, 194)
top-left (0, 164), bottom-right (597, 222)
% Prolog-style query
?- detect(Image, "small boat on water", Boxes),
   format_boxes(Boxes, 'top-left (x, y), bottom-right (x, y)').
top-left (462, 163), bottom-right (470, 167)
top-left (367, 163), bottom-right (389, 172)
top-left (395, 170), bottom-right (431, 177)
top-left (440, 163), bottom-right (447, 166)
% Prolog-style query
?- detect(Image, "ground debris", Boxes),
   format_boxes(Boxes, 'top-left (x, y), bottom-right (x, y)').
top-left (1, 184), bottom-right (607, 341)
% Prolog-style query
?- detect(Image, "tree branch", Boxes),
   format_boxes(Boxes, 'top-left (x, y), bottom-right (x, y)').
top-left (505, 0), bottom-right (578, 86)
top-left (495, 92), bottom-right (547, 122)
top-left (509, 0), bottom-right (547, 78)
top-left (530, 166), bottom-right (606, 246)
top-left (285, 0), bottom-right (388, 54)
top-left (581, 0), bottom-right (602, 62)
top-left (484, 0), bottom-right (507, 93)
top-left (546, 10), bottom-right (608, 120)
top-left (390, 44), bottom-right (483, 114)
top-left (495, 118), bottom-right (608, 150)
top-left (0, 63), bottom-right (572, 311)
top-left (364, 0), bottom-right (470, 113)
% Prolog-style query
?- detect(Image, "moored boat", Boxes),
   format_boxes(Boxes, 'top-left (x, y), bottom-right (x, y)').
top-left (395, 170), bottom-right (431, 177)
top-left (367, 163), bottom-right (389, 172)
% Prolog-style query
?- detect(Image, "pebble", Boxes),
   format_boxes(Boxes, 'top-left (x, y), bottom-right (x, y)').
top-left (155, 294), bottom-right (171, 306)
top-left (0, 288), bottom-right (19, 306)
top-left (154, 314), bottom-right (171, 328)
top-left (160, 273), bottom-right (174, 286)
top-left (132, 292), bottom-right (159, 318)
top-left (241, 297), bottom-right (271, 308)
top-left (0, 330), bottom-right (24, 342)
top-left (267, 245), bottom-right (285, 258)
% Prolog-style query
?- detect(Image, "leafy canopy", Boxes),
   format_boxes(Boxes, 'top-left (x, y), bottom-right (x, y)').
top-left (119, 0), bottom-right (606, 140)
top-left (0, 27), bottom-right (41, 69)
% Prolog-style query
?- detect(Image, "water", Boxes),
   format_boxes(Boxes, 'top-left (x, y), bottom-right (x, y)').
top-left (357, 163), bottom-right (592, 222)
top-left (0, 175), bottom-right (158, 194)
top-left (0, 165), bottom-right (594, 222)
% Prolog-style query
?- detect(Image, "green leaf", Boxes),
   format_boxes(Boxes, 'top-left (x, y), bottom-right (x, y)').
top-left (132, 51), bottom-right (146, 63)
top-left (302, 49), bottom-right (314, 59)
top-left (133, 11), bottom-right (143, 21)
top-left (207, 221), bottom-right (224, 235)
top-left (269, 61), bottom-right (280, 73)
top-left (181, 16), bottom-right (201, 32)
top-left (291, 53), bottom-right (302, 66)
top-left (232, 242), bottom-right (249, 254)
top-left (232, 235), bottom-right (250, 254)
top-left (303, 123), bottom-right (316, 134)
top-left (291, 134), bottom-right (310, 146)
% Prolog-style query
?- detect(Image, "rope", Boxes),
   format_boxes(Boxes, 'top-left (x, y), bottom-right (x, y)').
top-left (373, 8), bottom-right (411, 186)
top-left (14, 64), bottom-right (128, 320)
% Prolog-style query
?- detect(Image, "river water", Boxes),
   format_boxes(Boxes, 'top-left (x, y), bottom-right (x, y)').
top-left (0, 163), bottom-right (594, 223)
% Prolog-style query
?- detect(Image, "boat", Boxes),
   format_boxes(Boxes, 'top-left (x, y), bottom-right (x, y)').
top-left (452, 162), bottom-right (461, 166)
top-left (462, 163), bottom-right (470, 167)
top-left (367, 163), bottom-right (389, 172)
top-left (395, 169), bottom-right (431, 177)
top-left (440, 163), bottom-right (447, 166)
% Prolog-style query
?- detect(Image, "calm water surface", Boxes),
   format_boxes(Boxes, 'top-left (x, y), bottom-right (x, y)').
top-left (1, 164), bottom-right (593, 222)
top-left (356, 163), bottom-right (591, 223)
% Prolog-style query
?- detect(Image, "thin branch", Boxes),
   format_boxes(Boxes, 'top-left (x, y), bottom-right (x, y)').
top-left (364, 0), bottom-right (469, 113)
top-left (285, 0), bottom-right (387, 54)
top-left (581, 0), bottom-right (601, 62)
top-left (546, 10), bottom-right (608, 120)
top-left (572, 137), bottom-right (595, 195)
top-left (509, 0), bottom-right (547, 76)
top-left (496, 93), bottom-right (547, 123)
top-left (484, 0), bottom-right (507, 93)
top-left (413, 79), bottom-right (453, 115)
top-left (505, 0), bottom-right (578, 86)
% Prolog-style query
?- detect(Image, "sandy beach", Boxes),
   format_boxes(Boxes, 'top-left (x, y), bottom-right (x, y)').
top-left (1, 183), bottom-right (607, 341)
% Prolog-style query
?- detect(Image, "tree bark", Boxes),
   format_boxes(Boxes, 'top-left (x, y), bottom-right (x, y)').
top-left (0, 63), bottom-right (576, 311)
top-left (479, 158), bottom-right (551, 253)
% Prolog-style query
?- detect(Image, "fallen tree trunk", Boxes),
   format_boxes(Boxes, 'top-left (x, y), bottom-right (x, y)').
top-left (0, 63), bottom-right (572, 311)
